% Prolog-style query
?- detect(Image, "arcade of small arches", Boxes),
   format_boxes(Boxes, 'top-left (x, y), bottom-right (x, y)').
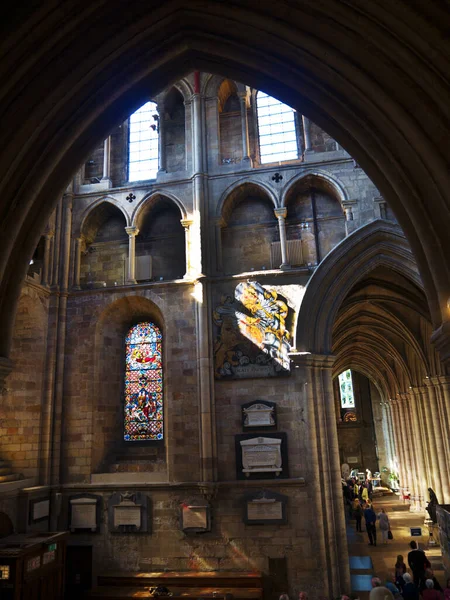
top-left (1, 66), bottom-right (450, 599)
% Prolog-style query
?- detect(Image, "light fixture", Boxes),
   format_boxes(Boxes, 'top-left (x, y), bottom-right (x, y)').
top-left (29, 259), bottom-right (34, 265)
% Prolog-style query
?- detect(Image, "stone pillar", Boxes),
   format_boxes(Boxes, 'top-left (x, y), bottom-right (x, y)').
top-left (399, 393), bottom-right (420, 506)
top-left (274, 208), bottom-right (290, 269)
top-left (424, 379), bottom-right (449, 502)
top-left (101, 136), bottom-right (112, 183)
top-left (72, 236), bottom-right (84, 290)
top-left (373, 196), bottom-right (388, 220)
top-left (290, 352), bottom-right (351, 597)
top-left (302, 115), bottom-right (313, 152)
top-left (158, 101), bottom-right (166, 172)
top-left (181, 219), bottom-right (193, 279)
top-left (214, 217), bottom-right (225, 274)
top-left (409, 387), bottom-right (429, 507)
top-left (125, 226), bottom-right (139, 284)
top-left (436, 376), bottom-right (450, 465)
top-left (41, 230), bottom-right (54, 287)
top-left (389, 399), bottom-right (409, 494)
top-left (238, 92), bottom-right (251, 163)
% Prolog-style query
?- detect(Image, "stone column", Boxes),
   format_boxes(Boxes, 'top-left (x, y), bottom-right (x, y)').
top-left (214, 217), bottom-right (225, 274)
top-left (158, 101), bottom-right (166, 172)
top-left (432, 376), bottom-right (450, 471)
top-left (41, 230), bottom-right (54, 287)
top-left (125, 226), bottom-right (139, 284)
top-left (373, 196), bottom-right (388, 220)
top-left (238, 92), bottom-right (251, 163)
top-left (101, 136), bottom-right (112, 183)
top-left (72, 236), bottom-right (84, 290)
top-left (389, 399), bottom-right (408, 494)
top-left (424, 379), bottom-right (449, 502)
top-left (274, 208), bottom-right (290, 269)
top-left (290, 353), bottom-right (351, 597)
top-left (409, 388), bottom-right (429, 507)
top-left (181, 219), bottom-right (193, 279)
top-left (302, 115), bottom-right (313, 152)
top-left (399, 393), bottom-right (420, 506)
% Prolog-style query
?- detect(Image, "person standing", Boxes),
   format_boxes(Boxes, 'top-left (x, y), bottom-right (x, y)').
top-left (362, 484), bottom-right (369, 504)
top-left (402, 574), bottom-right (419, 600)
top-left (408, 541), bottom-right (428, 587)
top-left (369, 577), bottom-right (394, 600)
top-left (422, 580), bottom-right (443, 600)
top-left (378, 508), bottom-right (391, 544)
top-left (353, 498), bottom-right (364, 532)
top-left (364, 503), bottom-right (377, 546)
top-left (443, 578), bottom-right (450, 600)
top-left (394, 555), bottom-right (407, 590)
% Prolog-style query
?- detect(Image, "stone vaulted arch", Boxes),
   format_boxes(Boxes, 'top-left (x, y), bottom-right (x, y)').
top-left (295, 220), bottom-right (421, 353)
top-left (0, 1), bottom-right (449, 371)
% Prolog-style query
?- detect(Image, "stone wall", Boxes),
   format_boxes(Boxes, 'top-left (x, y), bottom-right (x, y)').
top-left (0, 285), bottom-right (48, 480)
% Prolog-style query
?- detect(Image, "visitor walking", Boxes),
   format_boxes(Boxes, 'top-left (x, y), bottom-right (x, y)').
top-left (378, 508), bottom-right (391, 544)
top-left (361, 484), bottom-right (369, 504)
top-left (364, 503), bottom-right (377, 546)
top-left (353, 498), bottom-right (364, 532)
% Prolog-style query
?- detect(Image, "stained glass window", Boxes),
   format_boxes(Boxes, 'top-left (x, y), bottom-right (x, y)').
top-left (339, 369), bottom-right (355, 409)
top-left (256, 92), bottom-right (299, 164)
top-left (124, 322), bottom-right (163, 442)
top-left (128, 101), bottom-right (159, 181)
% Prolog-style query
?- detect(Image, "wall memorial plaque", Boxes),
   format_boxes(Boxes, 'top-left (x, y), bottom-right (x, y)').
top-left (242, 400), bottom-right (276, 429)
top-left (108, 492), bottom-right (151, 534)
top-left (243, 490), bottom-right (288, 525)
top-left (235, 433), bottom-right (289, 480)
top-left (180, 501), bottom-right (211, 533)
top-left (29, 498), bottom-right (50, 524)
top-left (69, 494), bottom-right (101, 533)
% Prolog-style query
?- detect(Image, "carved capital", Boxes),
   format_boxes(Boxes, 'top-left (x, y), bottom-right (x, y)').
top-left (125, 226), bottom-right (139, 238)
top-left (180, 219), bottom-right (194, 230)
top-left (274, 208), bottom-right (287, 220)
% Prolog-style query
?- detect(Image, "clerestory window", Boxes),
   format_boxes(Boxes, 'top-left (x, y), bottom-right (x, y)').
top-left (256, 92), bottom-right (299, 164)
top-left (128, 101), bottom-right (159, 181)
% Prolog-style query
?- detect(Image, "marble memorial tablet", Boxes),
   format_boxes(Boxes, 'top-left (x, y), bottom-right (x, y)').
top-left (240, 437), bottom-right (282, 476)
top-left (70, 497), bottom-right (98, 532)
top-left (243, 490), bottom-right (288, 525)
top-left (114, 505), bottom-right (142, 528)
top-left (180, 500), bottom-right (211, 533)
top-left (242, 401), bottom-right (276, 429)
top-left (235, 432), bottom-right (289, 480)
top-left (108, 492), bottom-right (151, 534)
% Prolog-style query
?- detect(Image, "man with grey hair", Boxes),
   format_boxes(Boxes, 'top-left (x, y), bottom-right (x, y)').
top-left (369, 576), bottom-right (394, 600)
top-left (402, 573), bottom-right (419, 600)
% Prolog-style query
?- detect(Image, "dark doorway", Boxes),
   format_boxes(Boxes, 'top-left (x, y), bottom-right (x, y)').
top-left (65, 545), bottom-right (92, 599)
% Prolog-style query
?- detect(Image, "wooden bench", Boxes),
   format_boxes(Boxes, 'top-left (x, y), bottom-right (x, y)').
top-left (90, 571), bottom-right (263, 600)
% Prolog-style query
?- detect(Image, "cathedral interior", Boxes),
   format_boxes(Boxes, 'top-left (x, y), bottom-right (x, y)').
top-left (0, 2), bottom-right (449, 600)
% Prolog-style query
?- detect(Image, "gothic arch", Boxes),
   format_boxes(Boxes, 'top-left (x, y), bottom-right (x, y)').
top-left (0, 2), bottom-right (449, 362)
top-left (132, 191), bottom-right (187, 228)
top-left (281, 170), bottom-right (349, 209)
top-left (295, 220), bottom-right (421, 353)
top-left (79, 196), bottom-right (131, 238)
top-left (217, 179), bottom-right (278, 221)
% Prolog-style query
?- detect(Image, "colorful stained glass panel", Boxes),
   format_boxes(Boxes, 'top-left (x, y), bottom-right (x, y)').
top-left (124, 322), bottom-right (163, 441)
top-left (338, 369), bottom-right (355, 409)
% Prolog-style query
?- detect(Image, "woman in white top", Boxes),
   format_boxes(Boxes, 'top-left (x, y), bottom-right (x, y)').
top-left (378, 508), bottom-right (390, 544)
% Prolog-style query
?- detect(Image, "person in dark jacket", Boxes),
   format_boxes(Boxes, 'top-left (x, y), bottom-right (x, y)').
top-left (402, 573), bottom-right (419, 600)
top-left (408, 541), bottom-right (428, 586)
top-left (364, 504), bottom-right (377, 546)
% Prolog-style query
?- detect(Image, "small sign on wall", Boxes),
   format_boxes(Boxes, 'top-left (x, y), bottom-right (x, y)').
top-left (180, 500), bottom-right (211, 534)
top-left (29, 498), bottom-right (50, 524)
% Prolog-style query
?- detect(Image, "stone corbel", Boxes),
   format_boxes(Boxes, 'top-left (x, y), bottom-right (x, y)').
top-left (342, 199), bottom-right (357, 235)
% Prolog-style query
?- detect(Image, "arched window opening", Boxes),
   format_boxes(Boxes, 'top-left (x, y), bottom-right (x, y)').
top-left (338, 369), bottom-right (357, 422)
top-left (128, 101), bottom-right (159, 181)
top-left (124, 322), bottom-right (163, 442)
top-left (256, 92), bottom-right (298, 164)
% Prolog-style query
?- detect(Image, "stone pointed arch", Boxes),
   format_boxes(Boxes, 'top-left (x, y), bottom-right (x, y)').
top-left (281, 170), bottom-right (349, 209)
top-left (78, 196), bottom-right (131, 238)
top-left (132, 190), bottom-right (187, 229)
top-left (217, 179), bottom-right (278, 221)
top-left (295, 220), bottom-right (421, 353)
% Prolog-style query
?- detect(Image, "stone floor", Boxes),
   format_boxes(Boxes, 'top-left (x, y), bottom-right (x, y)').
top-left (346, 495), bottom-right (445, 598)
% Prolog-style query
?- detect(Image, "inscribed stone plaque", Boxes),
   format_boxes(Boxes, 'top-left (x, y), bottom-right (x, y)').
top-left (247, 500), bottom-right (283, 521)
top-left (240, 437), bottom-right (282, 476)
top-left (114, 505), bottom-right (142, 528)
top-left (108, 492), bottom-right (151, 534)
top-left (243, 490), bottom-right (288, 525)
top-left (29, 498), bottom-right (50, 523)
top-left (70, 497), bottom-right (98, 532)
top-left (180, 500), bottom-right (211, 533)
top-left (242, 400), bottom-right (276, 429)
top-left (235, 432), bottom-right (289, 480)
